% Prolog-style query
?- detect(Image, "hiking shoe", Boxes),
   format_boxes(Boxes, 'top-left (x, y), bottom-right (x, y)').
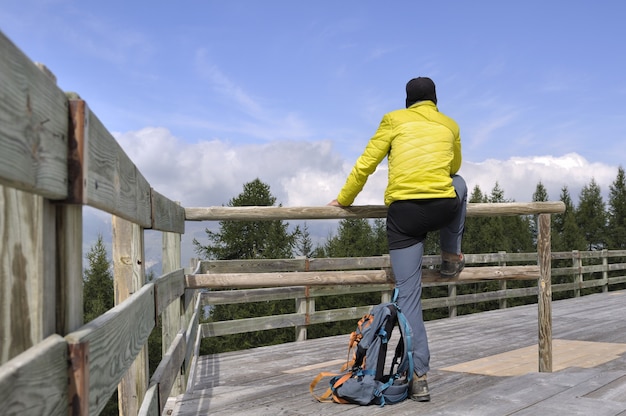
top-left (410, 374), bottom-right (430, 402)
top-left (440, 252), bottom-right (465, 278)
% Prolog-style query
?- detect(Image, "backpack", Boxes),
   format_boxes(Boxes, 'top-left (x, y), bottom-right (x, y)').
top-left (309, 290), bottom-right (414, 406)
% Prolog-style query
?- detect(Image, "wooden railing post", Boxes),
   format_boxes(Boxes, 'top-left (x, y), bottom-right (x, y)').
top-left (602, 249), bottom-right (609, 293)
top-left (162, 228), bottom-right (185, 394)
top-left (448, 283), bottom-right (457, 318)
top-left (573, 250), bottom-right (582, 297)
top-left (113, 216), bottom-right (148, 415)
top-left (295, 286), bottom-right (311, 342)
top-left (498, 251), bottom-right (508, 310)
top-left (537, 213), bottom-right (552, 372)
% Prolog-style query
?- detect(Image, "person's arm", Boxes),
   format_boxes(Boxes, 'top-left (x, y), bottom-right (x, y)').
top-left (333, 115), bottom-right (392, 206)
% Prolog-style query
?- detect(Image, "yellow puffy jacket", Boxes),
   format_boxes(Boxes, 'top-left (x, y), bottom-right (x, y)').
top-left (337, 101), bottom-right (461, 206)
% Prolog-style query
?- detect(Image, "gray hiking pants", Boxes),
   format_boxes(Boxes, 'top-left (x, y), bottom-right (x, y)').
top-left (389, 175), bottom-right (467, 376)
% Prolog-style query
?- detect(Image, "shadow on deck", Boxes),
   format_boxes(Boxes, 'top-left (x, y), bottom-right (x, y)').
top-left (167, 290), bottom-right (626, 416)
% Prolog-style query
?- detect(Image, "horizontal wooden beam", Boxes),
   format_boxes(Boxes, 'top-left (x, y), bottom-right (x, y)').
top-left (65, 284), bottom-right (156, 416)
top-left (0, 32), bottom-right (68, 199)
top-left (186, 265), bottom-right (540, 289)
top-left (185, 202), bottom-right (566, 221)
top-left (0, 335), bottom-right (68, 416)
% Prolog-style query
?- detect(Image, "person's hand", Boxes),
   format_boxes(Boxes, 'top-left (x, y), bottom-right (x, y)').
top-left (327, 199), bottom-right (345, 207)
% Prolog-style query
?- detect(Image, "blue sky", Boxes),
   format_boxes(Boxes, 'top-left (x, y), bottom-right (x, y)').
top-left (2, 1), bottom-right (625, 264)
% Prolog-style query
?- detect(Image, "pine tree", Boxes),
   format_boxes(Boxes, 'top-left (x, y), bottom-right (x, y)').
top-left (83, 234), bottom-right (114, 323)
top-left (309, 217), bottom-right (387, 338)
top-left (576, 178), bottom-right (607, 250)
top-left (193, 179), bottom-right (299, 353)
top-left (324, 218), bottom-right (378, 257)
top-left (296, 222), bottom-right (314, 258)
top-left (372, 218), bottom-right (388, 255)
top-left (83, 235), bottom-right (118, 415)
top-left (193, 178), bottom-right (299, 259)
top-left (463, 183), bottom-right (533, 254)
top-left (552, 186), bottom-right (586, 252)
top-left (607, 166), bottom-right (626, 249)
top-left (462, 185), bottom-right (488, 255)
top-left (531, 181), bottom-right (549, 244)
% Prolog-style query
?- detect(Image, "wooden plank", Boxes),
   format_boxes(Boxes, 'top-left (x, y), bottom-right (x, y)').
top-left (308, 256), bottom-right (390, 271)
top-left (183, 296), bottom-right (201, 383)
top-left (200, 313), bottom-right (306, 337)
top-left (510, 370), bottom-right (626, 416)
top-left (0, 186), bottom-right (45, 364)
top-left (138, 384), bottom-right (160, 416)
top-left (65, 283), bottom-right (156, 416)
top-left (197, 253), bottom-right (541, 275)
top-left (0, 32), bottom-right (68, 199)
top-left (113, 216), bottom-right (149, 416)
top-left (42, 200), bottom-right (57, 338)
top-left (584, 374), bottom-right (626, 402)
top-left (187, 270), bottom-right (391, 289)
top-left (161, 231), bottom-right (185, 395)
top-left (423, 285), bottom-right (538, 309)
top-left (308, 283), bottom-right (395, 297)
top-left (185, 202), bottom-right (565, 221)
top-left (154, 269), bottom-right (186, 316)
top-left (55, 204), bottom-right (84, 334)
top-left (201, 286), bottom-right (306, 305)
top-left (66, 99), bottom-right (86, 203)
top-left (200, 258), bottom-right (307, 274)
top-left (76, 100), bottom-right (151, 226)
top-left (422, 265), bottom-right (540, 282)
top-left (151, 189), bottom-right (185, 233)
top-left (537, 213), bottom-right (553, 372)
top-left (186, 266), bottom-right (540, 289)
top-left (309, 305), bottom-right (373, 325)
top-left (441, 340), bottom-right (626, 376)
top-left (0, 335), bottom-right (67, 416)
top-left (170, 291), bottom-right (626, 416)
top-left (150, 332), bottom-right (187, 412)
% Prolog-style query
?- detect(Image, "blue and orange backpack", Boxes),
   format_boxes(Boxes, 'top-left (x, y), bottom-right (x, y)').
top-left (310, 290), bottom-right (414, 406)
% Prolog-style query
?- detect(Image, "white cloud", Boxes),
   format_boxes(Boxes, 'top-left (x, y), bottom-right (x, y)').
top-left (460, 153), bottom-right (617, 203)
top-left (116, 127), bottom-right (619, 209)
top-left (99, 128), bottom-right (620, 270)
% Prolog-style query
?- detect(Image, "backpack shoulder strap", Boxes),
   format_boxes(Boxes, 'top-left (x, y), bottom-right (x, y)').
top-left (310, 371), bottom-right (346, 402)
top-left (391, 288), bottom-right (414, 382)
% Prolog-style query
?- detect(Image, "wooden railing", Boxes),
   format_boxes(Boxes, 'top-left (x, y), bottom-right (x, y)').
top-left (1, 30), bottom-right (191, 416)
top-left (185, 202), bottom-right (561, 375)
top-left (192, 250), bottom-right (626, 342)
top-left (0, 28), bottom-right (587, 416)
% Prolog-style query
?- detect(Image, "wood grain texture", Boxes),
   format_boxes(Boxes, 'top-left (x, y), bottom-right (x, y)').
top-left (0, 32), bottom-right (68, 199)
top-left (185, 202), bottom-right (566, 221)
top-left (150, 332), bottom-right (187, 412)
top-left (186, 266), bottom-right (539, 289)
top-left (0, 335), bottom-right (67, 416)
top-left (151, 189), bottom-right (185, 233)
top-left (0, 186), bottom-right (44, 364)
top-left (537, 213), bottom-right (553, 372)
top-left (65, 283), bottom-right (156, 416)
top-left (155, 268), bottom-right (186, 316)
top-left (81, 103), bottom-right (152, 226)
top-left (167, 291), bottom-right (626, 416)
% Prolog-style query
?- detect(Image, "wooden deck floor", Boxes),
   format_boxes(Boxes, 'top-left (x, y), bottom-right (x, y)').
top-left (167, 290), bottom-right (626, 415)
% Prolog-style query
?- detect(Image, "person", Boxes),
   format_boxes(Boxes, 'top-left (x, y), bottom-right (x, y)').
top-left (328, 76), bottom-right (467, 402)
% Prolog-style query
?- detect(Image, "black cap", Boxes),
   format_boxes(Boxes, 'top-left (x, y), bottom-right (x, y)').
top-left (406, 77), bottom-right (437, 108)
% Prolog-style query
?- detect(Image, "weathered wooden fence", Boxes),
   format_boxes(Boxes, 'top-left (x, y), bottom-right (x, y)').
top-left (191, 250), bottom-right (626, 342)
top-left (1, 29), bottom-right (192, 416)
top-left (0, 28), bottom-right (592, 416)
